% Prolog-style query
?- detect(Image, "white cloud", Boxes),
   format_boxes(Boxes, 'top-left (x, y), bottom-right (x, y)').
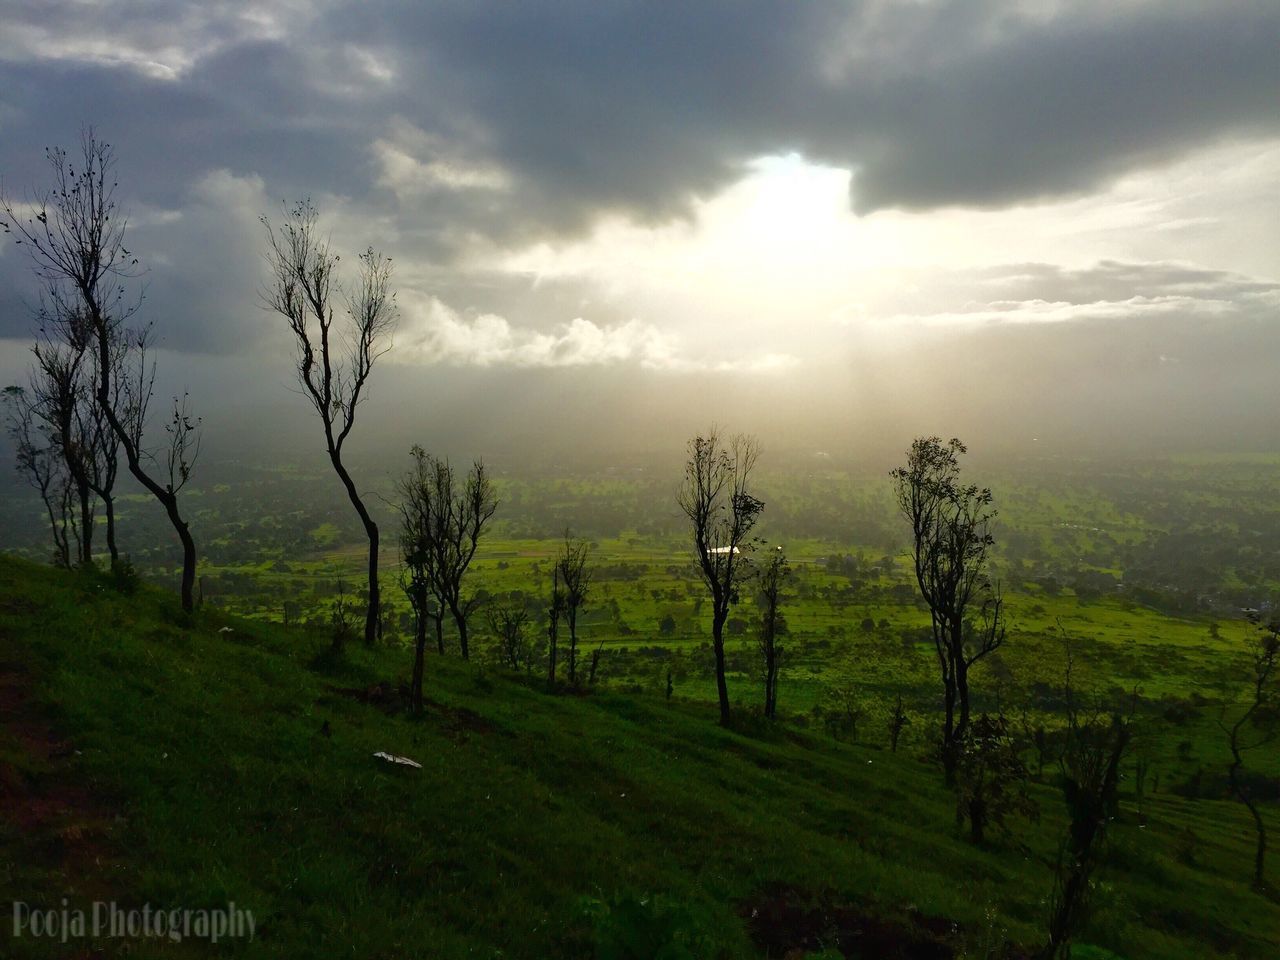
top-left (374, 122), bottom-right (511, 198)
top-left (866, 261), bottom-right (1280, 335)
top-left (393, 293), bottom-right (796, 373)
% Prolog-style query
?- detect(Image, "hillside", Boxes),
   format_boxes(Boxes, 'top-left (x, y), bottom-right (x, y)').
top-left (0, 556), bottom-right (1276, 959)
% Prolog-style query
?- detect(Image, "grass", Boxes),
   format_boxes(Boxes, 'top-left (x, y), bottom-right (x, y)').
top-left (0, 555), bottom-right (1277, 958)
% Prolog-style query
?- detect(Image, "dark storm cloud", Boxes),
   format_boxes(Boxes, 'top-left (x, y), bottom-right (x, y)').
top-left (2, 0), bottom-right (1278, 355)
top-left (4, 1), bottom-right (1278, 233)
top-left (316, 0), bottom-right (1280, 224)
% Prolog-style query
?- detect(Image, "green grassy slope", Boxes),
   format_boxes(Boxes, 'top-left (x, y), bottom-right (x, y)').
top-left (0, 557), bottom-right (1275, 959)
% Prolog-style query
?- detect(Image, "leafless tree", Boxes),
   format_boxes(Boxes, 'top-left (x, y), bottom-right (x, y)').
top-left (2, 132), bottom-right (198, 608)
top-left (2, 385), bottom-right (73, 566)
top-left (888, 693), bottom-right (910, 752)
top-left (330, 581), bottom-right (358, 650)
top-left (29, 338), bottom-right (96, 565)
top-left (261, 200), bottom-right (397, 645)
top-left (678, 428), bottom-right (764, 725)
top-left (80, 333), bottom-right (124, 564)
top-left (488, 604), bottom-right (531, 672)
top-left (547, 564), bottom-right (565, 690)
top-left (756, 546), bottom-right (788, 719)
top-left (587, 638), bottom-right (605, 686)
top-left (437, 458), bottom-right (497, 660)
top-left (556, 532), bottom-right (592, 685)
top-left (25, 292), bottom-right (124, 567)
top-left (398, 450), bottom-right (498, 660)
top-left (1038, 638), bottom-right (1132, 960)
top-left (892, 436), bottom-right (1002, 783)
top-left (1220, 615), bottom-right (1279, 889)
top-left (397, 446), bottom-right (436, 711)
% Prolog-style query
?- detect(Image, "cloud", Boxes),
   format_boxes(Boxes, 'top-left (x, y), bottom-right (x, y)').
top-left (1, 1), bottom-right (1277, 247)
top-left (877, 261), bottom-right (1280, 330)
top-left (0, 0), bottom-right (1276, 421)
top-left (396, 294), bottom-right (796, 373)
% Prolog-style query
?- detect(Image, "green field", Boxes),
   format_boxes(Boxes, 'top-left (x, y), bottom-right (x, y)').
top-left (1, 556), bottom-right (1277, 958)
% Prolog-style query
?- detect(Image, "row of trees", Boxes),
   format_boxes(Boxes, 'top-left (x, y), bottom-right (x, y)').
top-left (3, 135), bottom-right (199, 608)
top-left (3, 137), bottom-right (401, 639)
top-left (396, 446), bottom-right (498, 712)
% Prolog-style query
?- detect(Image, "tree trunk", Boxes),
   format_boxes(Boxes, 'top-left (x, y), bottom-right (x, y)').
top-left (1041, 867), bottom-right (1086, 960)
top-left (954, 651), bottom-right (972, 747)
top-left (102, 494), bottom-right (118, 565)
top-left (411, 610), bottom-right (427, 716)
top-left (942, 675), bottom-right (958, 785)
top-left (547, 627), bottom-right (558, 690)
top-left (118, 464), bottom-right (195, 613)
top-left (450, 601), bottom-right (470, 660)
top-left (712, 606), bottom-right (730, 725)
top-left (969, 795), bottom-right (985, 844)
top-left (764, 656), bottom-right (777, 719)
top-left (1230, 755), bottom-right (1269, 888)
top-left (75, 475), bottom-right (94, 566)
top-left (93, 334), bottom-right (197, 613)
top-left (1254, 807), bottom-right (1267, 888)
top-left (168, 498), bottom-right (197, 613)
top-left (39, 484), bottom-right (71, 569)
top-left (567, 609), bottom-right (579, 685)
top-left (329, 450), bottom-right (379, 646)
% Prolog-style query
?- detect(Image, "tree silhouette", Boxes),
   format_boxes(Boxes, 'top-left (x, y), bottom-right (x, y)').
top-left (892, 436), bottom-right (1002, 783)
top-left (756, 546), bottom-right (788, 719)
top-left (2, 132), bottom-right (197, 607)
top-left (1221, 614), bottom-right (1278, 889)
top-left (397, 446), bottom-right (436, 712)
top-left (261, 200), bottom-right (397, 645)
top-left (1039, 638), bottom-right (1132, 960)
top-left (556, 532), bottom-right (592, 685)
top-left (2, 385), bottom-right (73, 567)
top-left (393, 449), bottom-right (497, 661)
top-left (678, 428), bottom-right (763, 725)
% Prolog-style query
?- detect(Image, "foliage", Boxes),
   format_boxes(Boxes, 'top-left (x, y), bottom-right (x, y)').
top-left (956, 712), bottom-right (1037, 844)
top-left (577, 893), bottom-right (715, 960)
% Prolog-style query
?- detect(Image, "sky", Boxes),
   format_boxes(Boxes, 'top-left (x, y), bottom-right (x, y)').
top-left (1, 0), bottom-right (1278, 460)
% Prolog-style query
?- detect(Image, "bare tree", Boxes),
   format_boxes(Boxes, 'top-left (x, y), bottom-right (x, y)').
top-left (81, 332), bottom-right (124, 564)
top-left (587, 638), bottom-right (606, 686)
top-left (25, 293), bottom-right (124, 568)
top-left (891, 436), bottom-right (1002, 783)
top-left (402, 451), bottom-right (498, 660)
top-left (756, 547), bottom-right (788, 719)
top-left (397, 446), bottom-right (436, 712)
top-left (547, 564), bottom-right (565, 690)
top-left (261, 200), bottom-right (397, 645)
top-left (29, 338), bottom-right (96, 565)
top-left (678, 428), bottom-right (763, 725)
top-left (1038, 639), bottom-right (1132, 960)
top-left (888, 693), bottom-right (910, 752)
top-left (2, 133), bottom-right (198, 608)
top-left (556, 532), bottom-right (592, 685)
top-left (488, 604), bottom-right (531, 672)
top-left (2, 385), bottom-right (73, 566)
top-left (1220, 615), bottom-right (1279, 889)
top-left (438, 458), bottom-right (497, 660)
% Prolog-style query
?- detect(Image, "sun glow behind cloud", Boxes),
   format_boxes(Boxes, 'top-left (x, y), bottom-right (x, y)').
top-left (489, 140), bottom-right (1280, 364)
